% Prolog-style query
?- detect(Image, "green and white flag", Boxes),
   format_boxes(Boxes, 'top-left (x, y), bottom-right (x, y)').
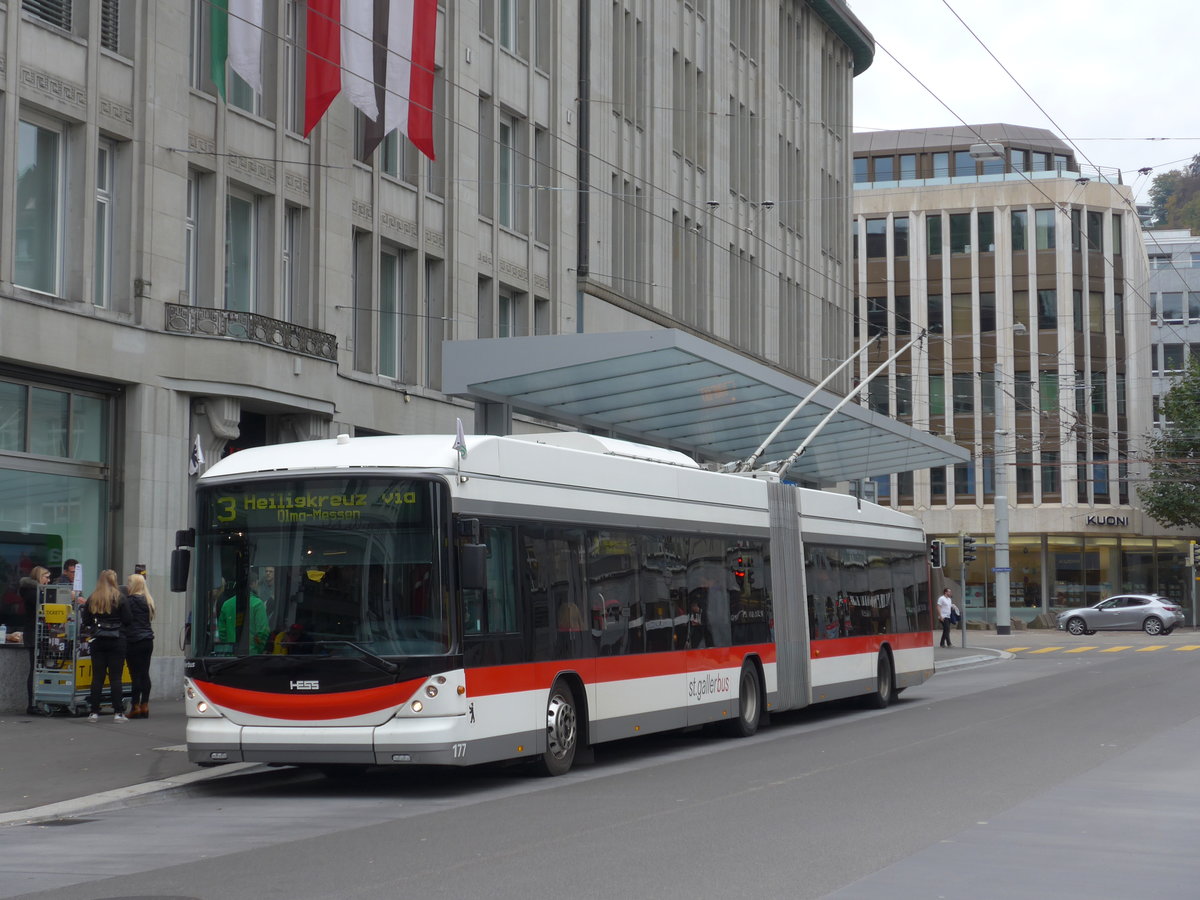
top-left (211, 0), bottom-right (263, 100)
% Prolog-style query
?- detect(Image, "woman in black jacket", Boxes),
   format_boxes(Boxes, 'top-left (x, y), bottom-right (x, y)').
top-left (123, 572), bottom-right (155, 718)
top-left (17, 566), bottom-right (51, 715)
top-left (82, 569), bottom-right (132, 722)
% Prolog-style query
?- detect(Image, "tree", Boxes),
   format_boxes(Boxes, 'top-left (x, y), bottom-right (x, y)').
top-left (1138, 355), bottom-right (1200, 529)
top-left (1148, 154), bottom-right (1200, 228)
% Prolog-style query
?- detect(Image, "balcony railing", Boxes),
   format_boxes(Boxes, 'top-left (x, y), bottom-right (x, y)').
top-left (164, 304), bottom-right (337, 361)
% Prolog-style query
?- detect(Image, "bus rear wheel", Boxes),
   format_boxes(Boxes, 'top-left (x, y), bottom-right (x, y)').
top-left (864, 651), bottom-right (894, 709)
top-left (534, 680), bottom-right (578, 776)
top-left (724, 662), bottom-right (762, 738)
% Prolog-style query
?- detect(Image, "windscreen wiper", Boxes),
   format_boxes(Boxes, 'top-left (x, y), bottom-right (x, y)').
top-left (309, 640), bottom-right (400, 674)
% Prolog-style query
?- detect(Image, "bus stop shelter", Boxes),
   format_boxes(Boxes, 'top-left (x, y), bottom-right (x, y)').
top-left (442, 329), bottom-right (967, 486)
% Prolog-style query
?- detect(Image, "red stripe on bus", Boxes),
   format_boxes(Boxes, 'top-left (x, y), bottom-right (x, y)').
top-left (193, 678), bottom-right (425, 720)
top-left (809, 631), bottom-right (932, 658)
top-left (464, 644), bottom-right (777, 697)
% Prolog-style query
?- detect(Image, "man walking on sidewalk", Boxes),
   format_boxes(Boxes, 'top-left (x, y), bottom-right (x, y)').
top-left (937, 588), bottom-right (959, 648)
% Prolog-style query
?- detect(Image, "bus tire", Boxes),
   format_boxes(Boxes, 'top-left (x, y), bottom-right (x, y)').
top-left (724, 661), bottom-right (762, 738)
top-left (864, 651), bottom-right (894, 709)
top-left (534, 680), bottom-right (578, 777)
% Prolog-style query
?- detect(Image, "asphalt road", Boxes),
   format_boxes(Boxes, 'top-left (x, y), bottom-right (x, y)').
top-left (5, 642), bottom-right (1200, 899)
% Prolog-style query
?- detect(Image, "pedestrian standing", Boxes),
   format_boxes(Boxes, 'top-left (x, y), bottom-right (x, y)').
top-left (18, 566), bottom-right (51, 715)
top-left (937, 587), bottom-right (958, 648)
top-left (123, 572), bottom-right (155, 719)
top-left (82, 569), bottom-right (132, 722)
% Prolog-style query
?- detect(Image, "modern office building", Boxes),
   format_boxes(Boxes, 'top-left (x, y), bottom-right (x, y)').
top-left (851, 124), bottom-right (1193, 623)
top-left (1143, 229), bottom-right (1200, 423)
top-left (1, 2), bottom-right (966, 707)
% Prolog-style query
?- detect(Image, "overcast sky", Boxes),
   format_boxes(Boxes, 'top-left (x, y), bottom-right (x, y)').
top-left (847, 0), bottom-right (1200, 203)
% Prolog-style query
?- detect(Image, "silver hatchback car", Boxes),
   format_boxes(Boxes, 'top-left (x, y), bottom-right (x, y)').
top-left (1056, 594), bottom-right (1185, 636)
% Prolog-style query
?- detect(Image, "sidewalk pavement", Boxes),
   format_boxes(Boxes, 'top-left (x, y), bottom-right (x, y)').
top-left (0, 635), bottom-right (1013, 824)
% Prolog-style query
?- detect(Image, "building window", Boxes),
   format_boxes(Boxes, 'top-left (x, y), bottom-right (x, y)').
top-left (224, 192), bottom-right (258, 311)
top-left (378, 247), bottom-right (402, 379)
top-left (1086, 210), bottom-right (1103, 252)
top-left (979, 292), bottom-right (996, 332)
top-left (1010, 148), bottom-right (1028, 172)
top-left (1092, 372), bottom-right (1107, 414)
top-left (1016, 452), bottom-right (1034, 495)
top-left (894, 217), bottom-right (909, 257)
top-left (1031, 152), bottom-right (1049, 171)
top-left (867, 296), bottom-right (887, 337)
top-left (853, 157), bottom-right (868, 184)
top-left (874, 156), bottom-right (894, 182)
top-left (1011, 210), bottom-right (1027, 252)
top-left (954, 462), bottom-right (975, 498)
top-left (865, 218), bottom-right (886, 258)
top-left (868, 378), bottom-right (888, 414)
top-left (1041, 451), bottom-right (1060, 496)
top-left (1070, 208), bottom-right (1082, 252)
top-left (949, 213), bottom-right (970, 253)
top-left (952, 372), bottom-right (974, 414)
top-left (927, 294), bottom-right (943, 335)
top-left (1037, 289), bottom-right (1057, 329)
top-left (1015, 370), bottom-right (1032, 411)
top-left (1039, 372), bottom-right (1059, 412)
top-left (896, 374), bottom-right (912, 417)
top-left (978, 212), bottom-right (994, 252)
top-left (980, 371), bottom-right (995, 414)
top-left (1072, 289), bottom-right (1084, 333)
top-left (929, 374), bottom-right (945, 417)
top-left (498, 115), bottom-right (518, 229)
top-left (895, 295), bottom-right (911, 333)
top-left (499, 0), bottom-right (521, 54)
top-left (899, 154), bottom-right (917, 181)
top-left (951, 293), bottom-right (972, 334)
top-left (26, 0), bottom-right (71, 30)
top-left (932, 152), bottom-right (949, 178)
top-left (281, 205), bottom-right (305, 323)
top-left (930, 466), bottom-right (947, 502)
top-left (184, 174), bottom-right (199, 304)
top-left (283, 0), bottom-right (304, 133)
top-left (15, 117), bottom-right (65, 296)
top-left (1161, 292), bottom-right (1183, 323)
top-left (953, 150), bottom-right (974, 177)
top-left (1035, 209), bottom-right (1056, 250)
top-left (94, 140), bottom-right (116, 308)
top-left (1163, 344), bottom-right (1185, 373)
top-left (927, 215), bottom-right (942, 256)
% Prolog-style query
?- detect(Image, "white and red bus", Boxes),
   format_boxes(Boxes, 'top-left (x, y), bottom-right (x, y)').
top-left (174, 431), bottom-right (934, 776)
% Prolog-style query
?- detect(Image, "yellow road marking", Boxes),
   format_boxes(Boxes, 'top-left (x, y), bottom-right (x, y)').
top-left (1028, 647), bottom-right (1063, 654)
top-left (1064, 646), bottom-right (1096, 653)
top-left (1004, 647), bottom-right (1030, 653)
top-left (1136, 645), bottom-right (1166, 652)
top-left (1100, 646), bottom-right (1133, 653)
top-left (1174, 645), bottom-right (1200, 651)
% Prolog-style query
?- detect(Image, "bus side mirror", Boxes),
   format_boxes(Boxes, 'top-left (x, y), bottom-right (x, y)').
top-left (459, 543), bottom-right (487, 592)
top-left (170, 548), bottom-right (191, 593)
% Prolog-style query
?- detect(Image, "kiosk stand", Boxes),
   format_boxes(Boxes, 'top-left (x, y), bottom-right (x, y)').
top-left (32, 585), bottom-right (129, 715)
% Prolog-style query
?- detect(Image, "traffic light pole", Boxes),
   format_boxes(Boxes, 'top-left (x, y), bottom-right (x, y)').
top-left (959, 551), bottom-right (967, 648)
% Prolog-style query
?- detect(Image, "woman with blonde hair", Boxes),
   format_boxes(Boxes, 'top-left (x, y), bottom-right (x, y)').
top-left (124, 572), bottom-right (156, 718)
top-left (82, 569), bottom-right (131, 722)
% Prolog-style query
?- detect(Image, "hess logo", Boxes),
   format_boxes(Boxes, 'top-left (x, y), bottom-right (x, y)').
top-left (289, 680), bottom-right (320, 691)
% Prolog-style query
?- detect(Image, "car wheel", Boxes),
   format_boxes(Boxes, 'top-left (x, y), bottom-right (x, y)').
top-left (724, 661), bottom-right (762, 737)
top-left (1143, 616), bottom-right (1164, 636)
top-left (534, 680), bottom-right (578, 776)
top-left (1066, 617), bottom-right (1087, 636)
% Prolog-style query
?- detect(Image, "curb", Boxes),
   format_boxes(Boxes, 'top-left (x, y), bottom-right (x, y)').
top-left (0, 762), bottom-right (265, 828)
top-left (935, 648), bottom-right (1012, 672)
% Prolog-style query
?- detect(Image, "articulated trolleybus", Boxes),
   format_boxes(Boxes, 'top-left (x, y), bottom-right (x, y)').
top-left (174, 431), bottom-right (934, 776)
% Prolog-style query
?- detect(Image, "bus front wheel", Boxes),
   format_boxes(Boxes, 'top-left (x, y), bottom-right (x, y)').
top-left (724, 662), bottom-right (762, 738)
top-left (534, 680), bottom-right (578, 776)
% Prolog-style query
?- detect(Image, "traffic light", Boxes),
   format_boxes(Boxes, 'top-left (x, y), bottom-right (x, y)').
top-left (961, 535), bottom-right (977, 563)
top-left (1191, 540), bottom-right (1200, 569)
top-left (929, 539), bottom-right (946, 569)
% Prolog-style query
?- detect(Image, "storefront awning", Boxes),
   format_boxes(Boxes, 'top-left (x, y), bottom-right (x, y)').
top-left (442, 330), bottom-right (968, 484)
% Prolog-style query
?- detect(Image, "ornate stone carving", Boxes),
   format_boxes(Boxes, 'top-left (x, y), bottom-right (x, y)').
top-left (20, 66), bottom-right (86, 111)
